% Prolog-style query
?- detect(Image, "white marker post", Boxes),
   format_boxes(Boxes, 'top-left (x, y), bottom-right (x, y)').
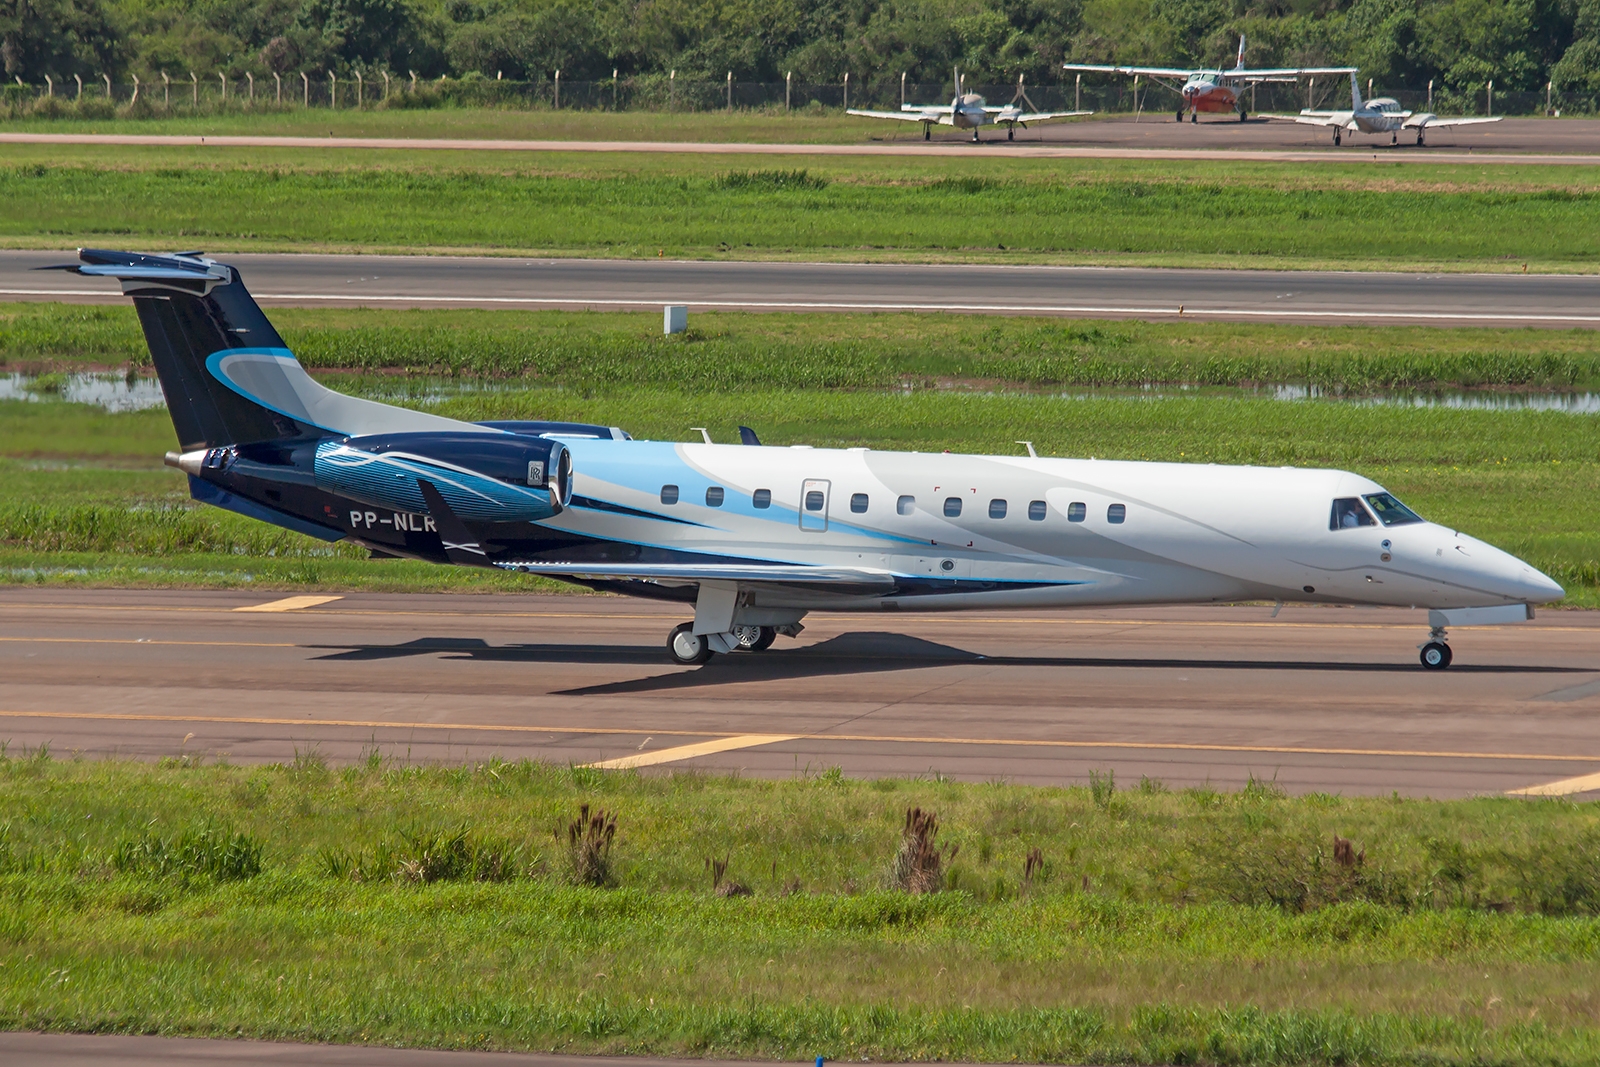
top-left (664, 305), bottom-right (688, 335)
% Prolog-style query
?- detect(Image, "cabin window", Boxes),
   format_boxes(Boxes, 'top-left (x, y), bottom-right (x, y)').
top-left (1107, 504), bottom-right (1126, 524)
top-left (989, 499), bottom-right (1007, 519)
top-left (1067, 501), bottom-right (1086, 522)
top-left (896, 495), bottom-right (916, 515)
top-left (752, 488), bottom-right (772, 509)
top-left (1028, 500), bottom-right (1046, 521)
top-left (944, 497), bottom-right (963, 518)
top-left (1330, 497), bottom-right (1376, 530)
top-left (1363, 493), bottom-right (1423, 526)
top-left (850, 493), bottom-right (869, 514)
top-left (660, 484), bottom-right (679, 505)
top-left (705, 486), bottom-right (724, 507)
top-left (805, 490), bottom-right (826, 512)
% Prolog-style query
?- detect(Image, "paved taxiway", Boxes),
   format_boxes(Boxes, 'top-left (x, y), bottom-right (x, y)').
top-left (1, 115), bottom-right (1595, 162)
top-left (3, 589), bottom-right (1598, 798)
top-left (5, 250), bottom-right (1598, 327)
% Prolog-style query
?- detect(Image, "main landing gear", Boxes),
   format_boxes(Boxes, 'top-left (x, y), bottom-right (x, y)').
top-left (1333, 130), bottom-right (1342, 146)
top-left (1416, 129), bottom-right (1426, 146)
top-left (1420, 624), bottom-right (1453, 670)
top-left (666, 622), bottom-right (782, 665)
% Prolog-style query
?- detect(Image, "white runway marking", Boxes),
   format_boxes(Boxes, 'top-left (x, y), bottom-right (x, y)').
top-left (1507, 770), bottom-right (1600, 796)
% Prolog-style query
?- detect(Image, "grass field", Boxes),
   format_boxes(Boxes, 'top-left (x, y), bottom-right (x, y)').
top-left (1, 757), bottom-right (1598, 1063)
top-left (6, 146), bottom-right (1600, 270)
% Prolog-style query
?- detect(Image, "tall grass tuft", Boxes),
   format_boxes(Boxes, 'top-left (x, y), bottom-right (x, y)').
top-left (712, 169), bottom-right (828, 191)
top-left (891, 806), bottom-right (957, 894)
top-left (564, 804), bottom-right (617, 887)
top-left (111, 825), bottom-right (263, 882)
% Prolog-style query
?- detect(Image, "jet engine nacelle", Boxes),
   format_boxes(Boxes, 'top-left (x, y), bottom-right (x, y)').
top-left (313, 432), bottom-right (572, 524)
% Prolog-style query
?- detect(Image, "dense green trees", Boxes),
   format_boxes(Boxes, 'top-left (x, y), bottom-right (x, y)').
top-left (2, 0), bottom-right (1595, 93)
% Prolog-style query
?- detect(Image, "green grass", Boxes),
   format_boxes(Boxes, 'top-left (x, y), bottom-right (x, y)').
top-left (6, 149), bottom-right (1600, 269)
top-left (2, 758), bottom-right (1599, 1062)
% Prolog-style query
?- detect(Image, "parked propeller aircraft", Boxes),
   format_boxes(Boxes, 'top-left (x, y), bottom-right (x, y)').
top-left (1274, 71), bottom-right (1503, 145)
top-left (1065, 36), bottom-right (1357, 122)
top-left (52, 249), bottom-right (1561, 670)
top-left (847, 69), bottom-right (1091, 141)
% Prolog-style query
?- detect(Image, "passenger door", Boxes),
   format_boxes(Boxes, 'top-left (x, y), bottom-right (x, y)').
top-left (799, 479), bottom-right (830, 532)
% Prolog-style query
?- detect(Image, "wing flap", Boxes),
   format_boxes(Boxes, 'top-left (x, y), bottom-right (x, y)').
top-left (846, 109), bottom-right (939, 122)
top-left (497, 561), bottom-right (897, 587)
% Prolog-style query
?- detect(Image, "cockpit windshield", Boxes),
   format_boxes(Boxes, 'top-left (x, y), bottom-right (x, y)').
top-left (1363, 492), bottom-right (1424, 526)
top-left (1330, 497), bottom-right (1375, 529)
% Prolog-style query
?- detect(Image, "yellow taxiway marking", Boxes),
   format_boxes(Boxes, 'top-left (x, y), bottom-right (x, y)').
top-left (1, 709), bottom-right (1597, 765)
top-left (233, 595), bottom-right (344, 613)
top-left (1507, 770), bottom-right (1600, 796)
top-left (585, 734), bottom-right (800, 770)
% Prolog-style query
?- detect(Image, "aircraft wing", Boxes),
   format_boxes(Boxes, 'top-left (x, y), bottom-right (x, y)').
top-left (847, 108), bottom-right (942, 123)
top-left (1062, 64), bottom-right (1196, 77)
top-left (1228, 66), bottom-right (1358, 78)
top-left (1404, 115), bottom-right (1503, 129)
top-left (497, 560), bottom-right (897, 588)
top-left (1259, 111), bottom-right (1349, 127)
top-left (986, 109), bottom-right (1094, 122)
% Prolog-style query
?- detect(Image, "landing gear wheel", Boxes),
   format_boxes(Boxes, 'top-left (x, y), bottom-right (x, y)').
top-left (1007, 126), bottom-right (1014, 141)
top-left (1333, 130), bottom-right (1342, 146)
top-left (1391, 132), bottom-right (1397, 145)
top-left (923, 125), bottom-right (931, 141)
top-left (1420, 641), bottom-right (1453, 670)
top-left (972, 130), bottom-right (980, 142)
top-left (1240, 109), bottom-right (1248, 122)
top-left (1416, 129), bottom-right (1425, 146)
top-left (1190, 111), bottom-right (1198, 123)
top-left (667, 622), bottom-right (712, 665)
top-left (1176, 108), bottom-right (1184, 122)
top-left (735, 624), bottom-right (777, 652)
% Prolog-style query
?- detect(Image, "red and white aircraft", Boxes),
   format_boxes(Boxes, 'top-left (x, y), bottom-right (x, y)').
top-left (1065, 36), bottom-right (1356, 122)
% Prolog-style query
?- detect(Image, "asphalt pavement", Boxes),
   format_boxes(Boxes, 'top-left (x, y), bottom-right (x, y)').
top-left (4, 250), bottom-right (1597, 327)
top-left (4, 589), bottom-right (1599, 798)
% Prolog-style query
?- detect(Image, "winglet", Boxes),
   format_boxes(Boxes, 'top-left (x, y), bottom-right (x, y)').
top-left (417, 479), bottom-right (491, 566)
top-left (739, 426), bottom-right (762, 446)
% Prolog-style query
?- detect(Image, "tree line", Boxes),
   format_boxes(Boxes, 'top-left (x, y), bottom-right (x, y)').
top-left (3, 0), bottom-right (1599, 98)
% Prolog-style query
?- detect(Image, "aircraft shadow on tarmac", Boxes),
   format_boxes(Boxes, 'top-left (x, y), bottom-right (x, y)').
top-left (305, 631), bottom-right (1588, 695)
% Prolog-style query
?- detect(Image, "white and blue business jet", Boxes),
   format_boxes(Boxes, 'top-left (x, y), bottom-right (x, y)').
top-left (54, 249), bottom-right (1561, 670)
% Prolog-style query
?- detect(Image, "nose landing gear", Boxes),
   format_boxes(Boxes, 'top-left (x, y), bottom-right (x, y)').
top-left (1420, 625), bottom-right (1453, 670)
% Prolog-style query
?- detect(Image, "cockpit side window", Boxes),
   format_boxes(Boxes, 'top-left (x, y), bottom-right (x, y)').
top-left (1363, 492), bottom-right (1424, 526)
top-left (1330, 497), bottom-right (1376, 530)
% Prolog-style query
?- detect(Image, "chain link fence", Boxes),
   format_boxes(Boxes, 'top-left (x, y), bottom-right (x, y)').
top-left (0, 75), bottom-right (1588, 119)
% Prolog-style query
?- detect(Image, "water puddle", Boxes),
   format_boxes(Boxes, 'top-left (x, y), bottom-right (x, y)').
top-left (0, 372), bottom-right (168, 413)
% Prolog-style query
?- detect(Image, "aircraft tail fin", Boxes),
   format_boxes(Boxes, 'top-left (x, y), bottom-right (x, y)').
top-left (1235, 34), bottom-right (1246, 70)
top-left (1350, 70), bottom-right (1362, 110)
top-left (39, 249), bottom-right (313, 451)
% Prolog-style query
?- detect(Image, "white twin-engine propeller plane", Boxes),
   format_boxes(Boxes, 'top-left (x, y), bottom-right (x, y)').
top-left (1274, 71), bottom-right (1503, 145)
top-left (847, 68), bottom-right (1091, 141)
top-left (54, 249), bottom-right (1561, 670)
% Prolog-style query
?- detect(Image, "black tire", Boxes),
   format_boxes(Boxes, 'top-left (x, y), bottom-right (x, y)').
top-left (1333, 131), bottom-right (1341, 146)
top-left (667, 622), bottom-right (712, 665)
top-left (1420, 641), bottom-right (1453, 670)
top-left (1240, 109), bottom-right (1247, 122)
top-left (734, 624), bottom-right (777, 651)
top-left (1176, 109), bottom-right (1183, 122)
top-left (1190, 111), bottom-right (1198, 123)
top-left (1007, 126), bottom-right (1014, 141)
top-left (923, 125), bottom-right (930, 141)
top-left (750, 626), bottom-right (778, 651)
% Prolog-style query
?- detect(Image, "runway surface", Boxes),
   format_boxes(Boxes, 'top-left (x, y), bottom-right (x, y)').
top-left (2, 116), bottom-right (1595, 162)
top-left (6, 250), bottom-right (1599, 327)
top-left (4, 588), bottom-right (1599, 798)
top-left (0, 1033), bottom-right (780, 1066)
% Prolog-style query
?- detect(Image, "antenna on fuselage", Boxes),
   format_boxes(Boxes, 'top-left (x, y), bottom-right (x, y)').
top-left (690, 426), bottom-right (713, 444)
top-left (1016, 440), bottom-right (1038, 458)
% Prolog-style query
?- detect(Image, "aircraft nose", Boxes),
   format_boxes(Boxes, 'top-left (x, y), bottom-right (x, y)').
top-left (1475, 536), bottom-right (1564, 603)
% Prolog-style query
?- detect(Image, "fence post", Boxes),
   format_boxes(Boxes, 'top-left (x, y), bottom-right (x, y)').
top-left (843, 71), bottom-right (848, 110)
top-left (1487, 79), bottom-right (1493, 116)
top-left (383, 71), bottom-right (389, 101)
top-left (1075, 73), bottom-right (1081, 111)
top-left (130, 74), bottom-right (139, 105)
top-left (1366, 78), bottom-right (1371, 101)
top-left (247, 72), bottom-right (254, 103)
top-left (44, 74), bottom-right (52, 98)
top-left (727, 71), bottom-right (732, 111)
top-left (302, 71), bottom-right (309, 107)
top-left (785, 71), bottom-right (791, 111)
top-left (329, 70), bottom-right (336, 109)
top-left (189, 71), bottom-right (196, 107)
top-left (900, 71), bottom-right (906, 108)
top-left (219, 71), bottom-right (226, 102)
top-left (356, 71), bottom-right (363, 107)
top-left (669, 69), bottom-right (675, 110)
top-left (555, 70), bottom-right (561, 109)
top-left (613, 68), bottom-right (618, 110)
top-left (1547, 80), bottom-right (1552, 114)
top-left (275, 73), bottom-right (281, 104)
top-left (162, 72), bottom-right (168, 107)
top-left (75, 73), bottom-right (83, 100)
top-left (410, 70), bottom-right (417, 93)
top-left (102, 72), bottom-right (111, 100)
